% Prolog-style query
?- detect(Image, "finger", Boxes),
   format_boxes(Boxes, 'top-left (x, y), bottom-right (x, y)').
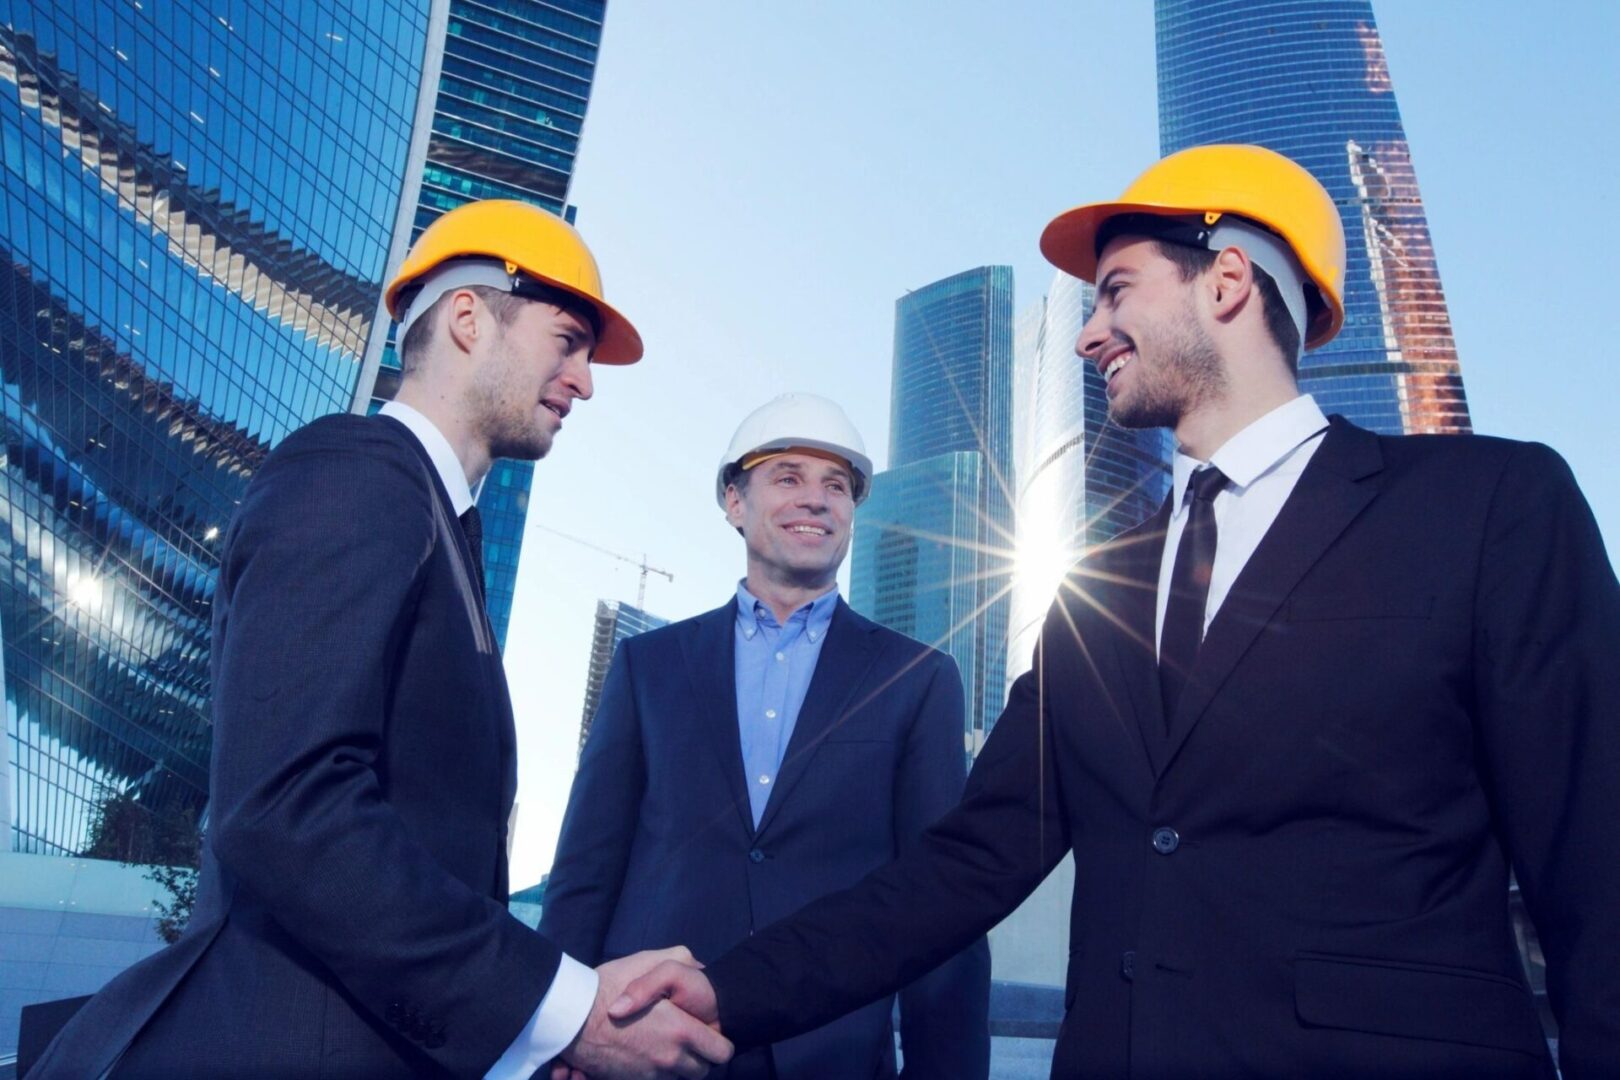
top-left (608, 961), bottom-right (681, 1018)
top-left (663, 1003), bottom-right (732, 1065)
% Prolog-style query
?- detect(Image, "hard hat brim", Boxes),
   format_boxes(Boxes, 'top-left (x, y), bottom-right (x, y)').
top-left (538, 279), bottom-right (644, 366)
top-left (1039, 200), bottom-right (1345, 349)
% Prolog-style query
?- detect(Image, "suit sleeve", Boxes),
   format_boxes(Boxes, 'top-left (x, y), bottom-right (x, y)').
top-left (539, 644), bottom-right (647, 964)
top-left (706, 649), bottom-right (1071, 1050)
top-left (207, 422), bottom-right (561, 1076)
top-left (893, 655), bottom-right (990, 1080)
top-left (1472, 442), bottom-right (1620, 1076)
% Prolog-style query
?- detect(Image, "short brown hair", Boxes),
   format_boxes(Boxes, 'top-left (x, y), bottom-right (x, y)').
top-left (397, 285), bottom-right (528, 375)
top-left (1151, 241), bottom-right (1301, 372)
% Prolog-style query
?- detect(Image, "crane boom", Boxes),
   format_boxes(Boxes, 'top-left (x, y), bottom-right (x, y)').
top-left (533, 524), bottom-right (673, 608)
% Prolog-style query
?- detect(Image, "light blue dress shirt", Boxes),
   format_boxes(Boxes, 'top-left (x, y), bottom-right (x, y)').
top-left (734, 581), bottom-right (839, 826)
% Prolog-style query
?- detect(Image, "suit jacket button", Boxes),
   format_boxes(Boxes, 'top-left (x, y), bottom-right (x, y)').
top-left (748, 849), bottom-right (766, 863)
top-left (1151, 827), bottom-right (1180, 854)
top-left (1120, 950), bottom-right (1136, 981)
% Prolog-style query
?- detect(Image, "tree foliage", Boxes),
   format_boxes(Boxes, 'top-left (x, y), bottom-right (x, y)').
top-left (81, 785), bottom-right (202, 944)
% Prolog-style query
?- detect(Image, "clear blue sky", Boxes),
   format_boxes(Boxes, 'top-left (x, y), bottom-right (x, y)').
top-left (502, 1), bottom-right (1620, 887)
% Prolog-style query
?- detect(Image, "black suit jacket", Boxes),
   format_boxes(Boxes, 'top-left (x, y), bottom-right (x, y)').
top-left (542, 598), bottom-right (990, 1080)
top-left (703, 418), bottom-right (1620, 1078)
top-left (30, 414), bottom-right (561, 1078)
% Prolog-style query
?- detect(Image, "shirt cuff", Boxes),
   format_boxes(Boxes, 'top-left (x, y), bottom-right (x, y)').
top-left (484, 953), bottom-right (599, 1080)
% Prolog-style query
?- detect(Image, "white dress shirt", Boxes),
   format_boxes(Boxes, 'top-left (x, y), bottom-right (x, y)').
top-left (378, 400), bottom-right (598, 1076)
top-left (1154, 395), bottom-right (1330, 655)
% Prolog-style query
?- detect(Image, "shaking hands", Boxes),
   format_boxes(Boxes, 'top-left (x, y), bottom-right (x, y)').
top-left (553, 947), bottom-right (727, 1080)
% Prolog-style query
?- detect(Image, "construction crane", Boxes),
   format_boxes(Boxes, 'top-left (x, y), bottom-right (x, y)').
top-left (533, 524), bottom-right (673, 609)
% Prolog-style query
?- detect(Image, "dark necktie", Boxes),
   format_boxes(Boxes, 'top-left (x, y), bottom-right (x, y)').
top-left (458, 506), bottom-right (486, 600)
top-left (1159, 466), bottom-right (1229, 730)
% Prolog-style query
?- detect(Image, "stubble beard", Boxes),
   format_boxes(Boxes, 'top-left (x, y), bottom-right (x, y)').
top-left (467, 338), bottom-right (553, 462)
top-left (1108, 307), bottom-right (1227, 431)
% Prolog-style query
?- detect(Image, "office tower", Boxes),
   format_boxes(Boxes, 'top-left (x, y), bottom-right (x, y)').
top-left (576, 598), bottom-right (668, 752)
top-left (1008, 273), bottom-right (1172, 685)
top-left (851, 266), bottom-right (1014, 754)
top-left (1156, 0), bottom-right (1470, 434)
top-left (359, 0), bottom-right (611, 647)
top-left (0, 0), bottom-right (429, 854)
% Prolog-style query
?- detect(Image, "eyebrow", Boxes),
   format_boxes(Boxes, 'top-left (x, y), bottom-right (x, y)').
top-left (764, 460), bottom-right (853, 485)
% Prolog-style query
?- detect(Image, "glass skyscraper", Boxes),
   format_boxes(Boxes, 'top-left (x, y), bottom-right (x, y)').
top-left (361, 0), bottom-right (609, 647)
top-left (1, 0), bottom-right (429, 853)
top-left (1156, 0), bottom-right (1470, 435)
top-left (851, 266), bottom-right (1014, 754)
top-left (1009, 272), bottom-right (1171, 686)
top-left (575, 597), bottom-right (667, 753)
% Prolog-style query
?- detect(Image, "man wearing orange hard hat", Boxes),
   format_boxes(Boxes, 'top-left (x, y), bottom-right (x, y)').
top-left (29, 201), bottom-right (733, 1080)
top-left (610, 146), bottom-right (1620, 1078)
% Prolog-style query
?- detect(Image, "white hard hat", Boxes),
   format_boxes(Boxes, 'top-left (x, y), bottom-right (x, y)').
top-left (716, 393), bottom-right (874, 508)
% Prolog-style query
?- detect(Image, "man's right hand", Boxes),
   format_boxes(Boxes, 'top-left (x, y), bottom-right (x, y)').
top-left (608, 960), bottom-right (719, 1028)
top-left (559, 948), bottom-right (730, 1080)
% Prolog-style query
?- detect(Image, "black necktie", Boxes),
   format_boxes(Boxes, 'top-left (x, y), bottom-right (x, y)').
top-left (1159, 466), bottom-right (1228, 730)
top-left (459, 506), bottom-right (486, 600)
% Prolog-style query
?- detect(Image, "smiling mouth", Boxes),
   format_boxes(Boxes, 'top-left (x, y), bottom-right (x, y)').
top-left (785, 524), bottom-right (830, 537)
top-left (541, 400), bottom-right (568, 419)
top-left (1103, 351), bottom-right (1135, 384)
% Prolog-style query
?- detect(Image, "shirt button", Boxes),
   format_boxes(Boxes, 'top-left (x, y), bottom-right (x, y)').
top-left (765, 708), bottom-right (777, 719)
top-left (758, 774), bottom-right (771, 785)
top-left (776, 651), bottom-right (786, 661)
top-left (808, 632), bottom-right (818, 642)
top-left (1151, 827), bottom-right (1180, 855)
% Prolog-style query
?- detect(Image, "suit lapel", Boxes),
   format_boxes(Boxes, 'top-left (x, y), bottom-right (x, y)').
top-left (1160, 417), bottom-right (1384, 774)
top-left (754, 600), bottom-right (884, 840)
top-left (1099, 499), bottom-right (1174, 777)
top-left (377, 415), bottom-right (496, 654)
top-left (680, 602), bottom-right (756, 837)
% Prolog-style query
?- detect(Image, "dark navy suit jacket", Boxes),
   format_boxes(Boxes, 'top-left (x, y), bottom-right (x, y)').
top-left (31, 414), bottom-right (561, 1078)
top-left (702, 419), bottom-right (1620, 1078)
top-left (542, 598), bottom-right (991, 1080)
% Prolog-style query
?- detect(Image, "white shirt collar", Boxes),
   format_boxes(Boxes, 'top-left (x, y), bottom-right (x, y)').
top-left (1171, 394), bottom-right (1329, 515)
top-left (378, 400), bottom-right (476, 515)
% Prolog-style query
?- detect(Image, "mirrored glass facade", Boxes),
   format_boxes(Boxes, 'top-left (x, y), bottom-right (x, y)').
top-left (852, 266), bottom-right (1016, 755)
top-left (1009, 272), bottom-right (1171, 686)
top-left (850, 452), bottom-right (987, 761)
top-left (364, 0), bottom-right (608, 648)
top-left (1, 0), bottom-right (428, 853)
top-left (1156, 0), bottom-right (1471, 435)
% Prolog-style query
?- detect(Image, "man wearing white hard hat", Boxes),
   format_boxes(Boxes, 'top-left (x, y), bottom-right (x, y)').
top-left (543, 393), bottom-right (990, 1079)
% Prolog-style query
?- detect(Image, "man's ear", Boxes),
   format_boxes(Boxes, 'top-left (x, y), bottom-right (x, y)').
top-left (445, 289), bottom-right (484, 355)
top-left (724, 483), bottom-right (746, 531)
top-left (1208, 245), bottom-right (1255, 322)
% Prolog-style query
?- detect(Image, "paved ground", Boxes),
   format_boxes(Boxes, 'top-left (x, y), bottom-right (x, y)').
top-left (990, 1036), bottom-right (1057, 1077)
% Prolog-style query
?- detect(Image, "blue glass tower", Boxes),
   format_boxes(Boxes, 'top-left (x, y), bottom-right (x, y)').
top-left (1009, 272), bottom-right (1172, 686)
top-left (1156, 0), bottom-right (1470, 435)
top-left (852, 266), bottom-right (1015, 753)
top-left (363, 0), bottom-right (609, 648)
top-left (0, 0), bottom-right (428, 853)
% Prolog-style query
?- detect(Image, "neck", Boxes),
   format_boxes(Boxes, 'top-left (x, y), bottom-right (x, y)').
top-left (744, 568), bottom-right (836, 625)
top-left (394, 378), bottom-right (492, 490)
top-left (1173, 358), bottom-right (1299, 461)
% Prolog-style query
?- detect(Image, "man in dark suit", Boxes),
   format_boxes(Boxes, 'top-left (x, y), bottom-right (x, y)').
top-left (609, 146), bottom-right (1620, 1078)
top-left (29, 200), bottom-right (731, 1079)
top-left (542, 394), bottom-right (990, 1079)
